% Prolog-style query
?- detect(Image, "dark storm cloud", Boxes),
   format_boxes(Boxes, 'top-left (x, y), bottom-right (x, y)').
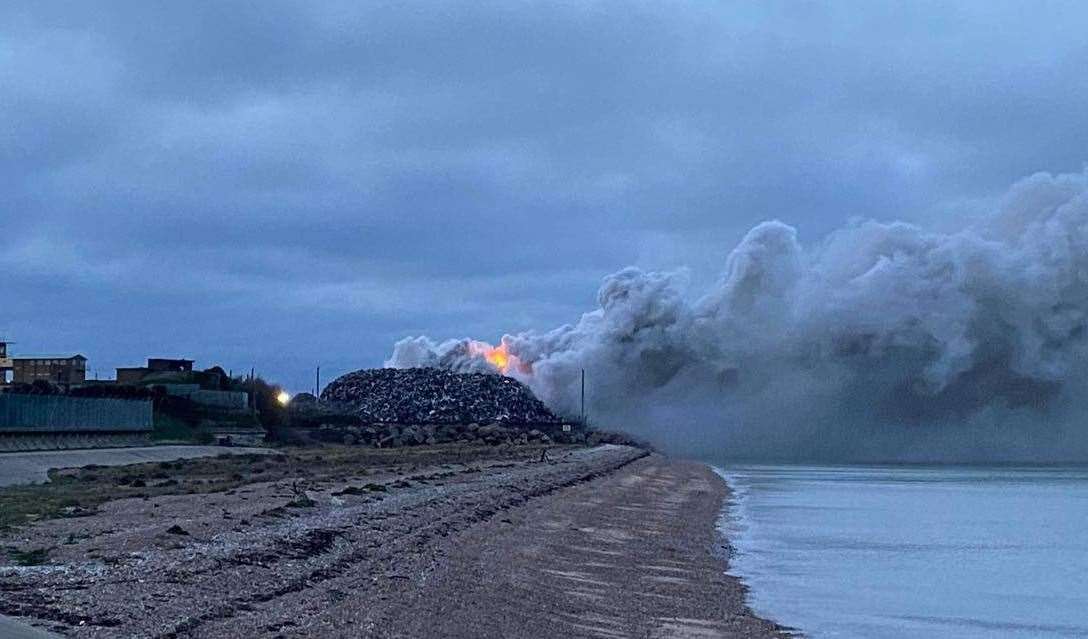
top-left (3, 1), bottom-right (1087, 389)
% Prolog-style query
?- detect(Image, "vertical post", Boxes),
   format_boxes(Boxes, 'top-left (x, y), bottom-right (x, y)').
top-left (316, 366), bottom-right (321, 399)
top-left (580, 368), bottom-right (585, 425)
top-left (250, 367), bottom-right (256, 413)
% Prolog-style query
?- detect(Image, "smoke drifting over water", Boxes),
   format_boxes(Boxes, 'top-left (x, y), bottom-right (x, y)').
top-left (389, 172), bottom-right (1088, 462)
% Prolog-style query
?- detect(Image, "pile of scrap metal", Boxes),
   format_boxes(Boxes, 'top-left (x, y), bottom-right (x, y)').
top-left (320, 367), bottom-right (562, 426)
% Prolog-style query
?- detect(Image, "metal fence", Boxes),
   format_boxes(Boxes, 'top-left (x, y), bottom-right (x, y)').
top-left (0, 394), bottom-right (153, 433)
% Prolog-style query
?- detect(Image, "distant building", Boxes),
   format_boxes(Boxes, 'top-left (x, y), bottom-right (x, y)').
top-left (12, 354), bottom-right (87, 387)
top-left (0, 341), bottom-right (12, 385)
top-left (115, 367), bottom-right (148, 385)
top-left (148, 358), bottom-right (195, 373)
top-left (116, 358), bottom-right (195, 385)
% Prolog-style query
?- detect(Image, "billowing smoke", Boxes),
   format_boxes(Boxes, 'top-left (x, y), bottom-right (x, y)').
top-left (388, 171), bottom-right (1088, 462)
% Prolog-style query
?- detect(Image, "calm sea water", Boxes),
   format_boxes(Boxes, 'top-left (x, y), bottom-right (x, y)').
top-left (715, 465), bottom-right (1088, 639)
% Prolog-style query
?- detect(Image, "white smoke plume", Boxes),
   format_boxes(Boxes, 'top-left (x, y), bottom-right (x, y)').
top-left (388, 171), bottom-right (1088, 462)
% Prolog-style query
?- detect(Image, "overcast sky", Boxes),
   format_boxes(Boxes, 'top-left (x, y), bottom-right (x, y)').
top-left (3, 1), bottom-right (1087, 391)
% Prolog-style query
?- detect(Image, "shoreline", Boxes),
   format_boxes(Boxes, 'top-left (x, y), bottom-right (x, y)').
top-left (1, 445), bottom-right (786, 637)
top-left (710, 466), bottom-right (797, 639)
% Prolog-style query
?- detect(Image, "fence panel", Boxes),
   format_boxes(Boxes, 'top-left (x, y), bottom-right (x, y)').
top-left (0, 395), bottom-right (153, 432)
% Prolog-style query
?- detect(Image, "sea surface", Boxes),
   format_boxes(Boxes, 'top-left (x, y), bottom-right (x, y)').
top-left (715, 464), bottom-right (1088, 639)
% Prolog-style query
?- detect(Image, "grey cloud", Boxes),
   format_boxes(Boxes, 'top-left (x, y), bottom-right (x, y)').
top-left (3, 1), bottom-right (1088, 394)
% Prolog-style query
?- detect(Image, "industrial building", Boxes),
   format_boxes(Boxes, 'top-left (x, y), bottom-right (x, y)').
top-left (0, 341), bottom-right (89, 388)
top-left (116, 358), bottom-right (195, 385)
top-left (12, 354), bottom-right (87, 387)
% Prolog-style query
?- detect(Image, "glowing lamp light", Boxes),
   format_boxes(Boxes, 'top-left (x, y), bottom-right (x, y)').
top-left (276, 391), bottom-right (291, 406)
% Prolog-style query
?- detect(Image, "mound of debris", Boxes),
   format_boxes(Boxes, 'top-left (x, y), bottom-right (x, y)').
top-left (307, 421), bottom-right (580, 448)
top-left (320, 367), bottom-right (562, 426)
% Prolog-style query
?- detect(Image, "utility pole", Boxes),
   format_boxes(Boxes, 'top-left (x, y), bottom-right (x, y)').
top-left (315, 366), bottom-right (321, 399)
top-left (580, 368), bottom-right (586, 425)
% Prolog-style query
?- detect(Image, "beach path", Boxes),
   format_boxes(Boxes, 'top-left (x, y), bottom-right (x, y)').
top-left (0, 446), bottom-right (784, 638)
top-left (371, 454), bottom-right (786, 638)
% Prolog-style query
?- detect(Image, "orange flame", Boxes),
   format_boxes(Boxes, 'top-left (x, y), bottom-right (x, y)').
top-left (485, 343), bottom-right (510, 371)
top-left (468, 340), bottom-right (525, 375)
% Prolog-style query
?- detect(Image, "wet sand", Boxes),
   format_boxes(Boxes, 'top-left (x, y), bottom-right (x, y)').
top-left (378, 454), bottom-right (788, 639)
top-left (0, 445), bottom-right (785, 638)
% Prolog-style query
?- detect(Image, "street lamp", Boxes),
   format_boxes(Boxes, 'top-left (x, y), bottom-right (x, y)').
top-left (276, 391), bottom-right (291, 406)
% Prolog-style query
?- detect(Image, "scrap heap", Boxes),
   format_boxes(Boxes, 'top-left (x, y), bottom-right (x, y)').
top-left (320, 367), bottom-right (561, 426)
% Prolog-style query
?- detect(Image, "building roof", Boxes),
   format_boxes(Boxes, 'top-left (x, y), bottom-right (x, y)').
top-left (12, 354), bottom-right (87, 361)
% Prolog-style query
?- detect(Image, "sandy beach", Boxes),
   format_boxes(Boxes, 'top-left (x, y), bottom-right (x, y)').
top-left (0, 444), bottom-right (785, 638)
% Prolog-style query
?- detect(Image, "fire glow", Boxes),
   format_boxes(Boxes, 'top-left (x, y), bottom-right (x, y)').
top-left (468, 340), bottom-right (524, 375)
